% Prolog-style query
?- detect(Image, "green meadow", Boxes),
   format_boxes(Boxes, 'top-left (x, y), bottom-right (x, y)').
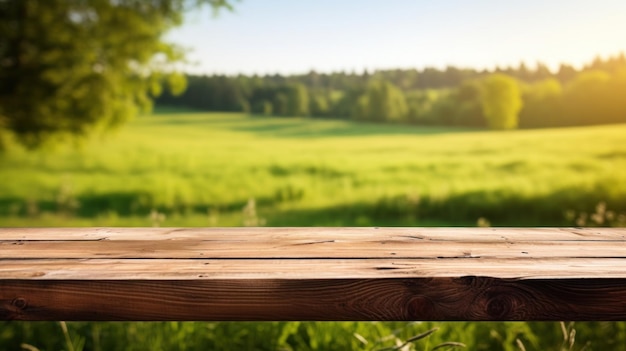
top-left (2, 110), bottom-right (626, 350)
top-left (1, 110), bottom-right (625, 227)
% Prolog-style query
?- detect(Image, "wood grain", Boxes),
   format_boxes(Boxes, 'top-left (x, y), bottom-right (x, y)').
top-left (2, 258), bottom-right (626, 279)
top-left (2, 278), bottom-right (625, 321)
top-left (1, 227), bottom-right (625, 321)
top-left (1, 227), bottom-right (624, 241)
top-left (2, 239), bottom-right (624, 259)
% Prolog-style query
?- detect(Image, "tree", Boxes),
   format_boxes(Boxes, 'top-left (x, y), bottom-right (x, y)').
top-left (286, 83), bottom-right (309, 116)
top-left (480, 74), bottom-right (523, 130)
top-left (533, 62), bottom-right (552, 81)
top-left (519, 78), bottom-right (563, 128)
top-left (309, 93), bottom-right (330, 117)
top-left (0, 0), bottom-right (231, 149)
top-left (405, 90), bottom-right (439, 124)
top-left (556, 63), bottom-right (578, 84)
top-left (352, 80), bottom-right (408, 122)
top-left (252, 99), bottom-right (273, 116)
top-left (562, 70), bottom-right (611, 126)
top-left (273, 93), bottom-right (288, 116)
top-left (449, 80), bottom-right (484, 127)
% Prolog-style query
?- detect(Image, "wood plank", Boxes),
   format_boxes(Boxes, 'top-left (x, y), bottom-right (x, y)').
top-left (1, 227), bottom-right (625, 321)
top-left (1, 239), bottom-right (625, 259)
top-left (2, 278), bottom-right (625, 321)
top-left (2, 258), bottom-right (626, 279)
top-left (1, 227), bottom-right (624, 242)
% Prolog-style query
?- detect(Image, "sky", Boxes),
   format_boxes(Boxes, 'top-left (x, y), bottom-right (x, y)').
top-left (167, 0), bottom-right (626, 76)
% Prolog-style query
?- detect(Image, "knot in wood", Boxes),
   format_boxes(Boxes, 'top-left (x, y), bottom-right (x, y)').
top-left (12, 298), bottom-right (28, 310)
top-left (0, 298), bottom-right (28, 320)
top-left (484, 290), bottom-right (525, 320)
top-left (407, 296), bottom-right (435, 319)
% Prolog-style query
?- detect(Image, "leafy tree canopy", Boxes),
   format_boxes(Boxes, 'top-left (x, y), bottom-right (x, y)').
top-left (0, 0), bottom-right (232, 149)
top-left (480, 74), bottom-right (523, 130)
top-left (353, 80), bottom-right (407, 122)
top-left (286, 83), bottom-right (309, 117)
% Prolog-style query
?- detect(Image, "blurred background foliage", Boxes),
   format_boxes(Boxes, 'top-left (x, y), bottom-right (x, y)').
top-left (157, 54), bottom-right (626, 131)
top-left (0, 0), bottom-right (231, 149)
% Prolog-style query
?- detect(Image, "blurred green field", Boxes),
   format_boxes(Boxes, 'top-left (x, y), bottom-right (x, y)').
top-left (2, 111), bottom-right (626, 350)
top-left (1, 110), bottom-right (625, 227)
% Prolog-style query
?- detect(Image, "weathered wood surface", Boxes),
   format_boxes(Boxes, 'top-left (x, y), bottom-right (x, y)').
top-left (1, 227), bottom-right (625, 321)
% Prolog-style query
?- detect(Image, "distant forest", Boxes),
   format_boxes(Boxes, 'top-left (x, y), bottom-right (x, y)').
top-left (156, 53), bottom-right (626, 129)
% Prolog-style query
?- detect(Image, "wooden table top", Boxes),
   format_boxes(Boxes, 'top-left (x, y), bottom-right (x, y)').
top-left (1, 227), bottom-right (625, 321)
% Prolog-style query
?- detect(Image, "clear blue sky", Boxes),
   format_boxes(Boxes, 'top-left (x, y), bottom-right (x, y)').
top-left (167, 0), bottom-right (626, 75)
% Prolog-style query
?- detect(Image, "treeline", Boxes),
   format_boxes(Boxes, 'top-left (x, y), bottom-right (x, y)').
top-left (156, 53), bottom-right (626, 129)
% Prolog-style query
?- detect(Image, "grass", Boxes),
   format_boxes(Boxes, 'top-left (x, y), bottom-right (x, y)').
top-left (1, 111), bottom-right (625, 227)
top-left (5, 321), bottom-right (626, 351)
top-left (1, 110), bottom-right (626, 349)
